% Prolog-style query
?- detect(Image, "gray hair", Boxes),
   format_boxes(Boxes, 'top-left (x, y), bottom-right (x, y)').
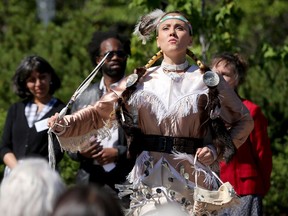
top-left (0, 158), bottom-right (66, 216)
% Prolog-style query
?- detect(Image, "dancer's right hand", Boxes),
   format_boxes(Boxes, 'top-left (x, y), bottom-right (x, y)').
top-left (47, 113), bottom-right (65, 133)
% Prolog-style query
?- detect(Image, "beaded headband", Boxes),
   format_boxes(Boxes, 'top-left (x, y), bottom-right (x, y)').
top-left (158, 15), bottom-right (193, 35)
top-left (134, 10), bottom-right (193, 44)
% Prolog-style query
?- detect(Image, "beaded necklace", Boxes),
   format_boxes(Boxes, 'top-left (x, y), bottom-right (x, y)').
top-left (162, 60), bottom-right (189, 73)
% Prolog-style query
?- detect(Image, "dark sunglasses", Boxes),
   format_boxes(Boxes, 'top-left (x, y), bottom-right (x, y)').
top-left (102, 50), bottom-right (127, 59)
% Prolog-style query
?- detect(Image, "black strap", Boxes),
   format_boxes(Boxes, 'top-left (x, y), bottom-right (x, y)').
top-left (140, 135), bottom-right (203, 154)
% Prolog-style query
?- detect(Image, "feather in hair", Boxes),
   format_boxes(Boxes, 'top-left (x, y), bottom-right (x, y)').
top-left (133, 9), bottom-right (165, 44)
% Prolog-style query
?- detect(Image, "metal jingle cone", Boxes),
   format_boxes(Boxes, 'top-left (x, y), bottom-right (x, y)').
top-left (126, 74), bottom-right (139, 88)
top-left (203, 71), bottom-right (220, 87)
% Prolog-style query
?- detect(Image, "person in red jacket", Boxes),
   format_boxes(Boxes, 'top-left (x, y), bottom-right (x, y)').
top-left (211, 52), bottom-right (272, 216)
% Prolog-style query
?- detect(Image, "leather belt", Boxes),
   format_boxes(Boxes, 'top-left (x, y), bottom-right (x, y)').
top-left (140, 135), bottom-right (203, 154)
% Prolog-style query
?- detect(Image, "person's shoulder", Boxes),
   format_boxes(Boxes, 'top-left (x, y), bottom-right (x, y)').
top-left (242, 99), bottom-right (259, 109)
top-left (79, 82), bottom-right (101, 97)
top-left (53, 98), bottom-right (66, 108)
top-left (242, 99), bottom-right (263, 116)
top-left (185, 65), bottom-right (202, 78)
top-left (5, 100), bottom-right (28, 116)
top-left (187, 64), bottom-right (199, 72)
top-left (87, 82), bottom-right (101, 91)
top-left (10, 100), bottom-right (28, 109)
top-left (147, 65), bottom-right (160, 73)
top-left (184, 65), bottom-right (201, 76)
top-left (138, 66), bottom-right (160, 80)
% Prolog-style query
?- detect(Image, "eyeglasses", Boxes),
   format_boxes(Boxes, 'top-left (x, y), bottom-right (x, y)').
top-left (101, 51), bottom-right (127, 60)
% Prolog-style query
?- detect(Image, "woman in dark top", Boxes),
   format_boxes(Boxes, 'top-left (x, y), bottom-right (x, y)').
top-left (0, 55), bottom-right (65, 175)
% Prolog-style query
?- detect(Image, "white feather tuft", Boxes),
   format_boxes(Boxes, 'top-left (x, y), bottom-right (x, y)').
top-left (133, 9), bottom-right (165, 44)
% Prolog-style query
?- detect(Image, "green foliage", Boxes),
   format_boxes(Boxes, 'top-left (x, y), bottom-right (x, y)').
top-left (0, 109), bottom-right (7, 180)
top-left (263, 135), bottom-right (288, 215)
top-left (58, 153), bottom-right (79, 185)
top-left (0, 110), bottom-right (8, 139)
top-left (239, 43), bottom-right (288, 147)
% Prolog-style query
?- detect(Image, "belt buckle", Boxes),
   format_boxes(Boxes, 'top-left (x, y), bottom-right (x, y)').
top-left (173, 138), bottom-right (185, 152)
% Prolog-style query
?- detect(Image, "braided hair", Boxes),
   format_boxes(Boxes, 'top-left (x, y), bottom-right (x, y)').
top-left (116, 9), bottom-right (236, 162)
